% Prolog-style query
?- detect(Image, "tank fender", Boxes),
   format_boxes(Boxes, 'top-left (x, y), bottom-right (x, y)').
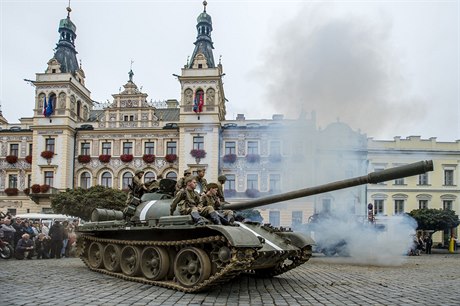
top-left (206, 225), bottom-right (263, 248)
top-left (276, 232), bottom-right (315, 248)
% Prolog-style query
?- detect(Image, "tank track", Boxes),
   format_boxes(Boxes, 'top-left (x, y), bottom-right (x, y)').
top-left (78, 234), bottom-right (255, 293)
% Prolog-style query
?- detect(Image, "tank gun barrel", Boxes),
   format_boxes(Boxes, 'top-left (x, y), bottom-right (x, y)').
top-left (222, 160), bottom-right (434, 211)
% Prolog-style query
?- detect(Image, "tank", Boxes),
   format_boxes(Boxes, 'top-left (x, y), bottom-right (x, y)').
top-left (77, 160), bottom-right (433, 292)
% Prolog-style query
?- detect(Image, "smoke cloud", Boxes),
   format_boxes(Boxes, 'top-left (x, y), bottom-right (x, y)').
top-left (256, 5), bottom-right (427, 139)
top-left (307, 209), bottom-right (418, 266)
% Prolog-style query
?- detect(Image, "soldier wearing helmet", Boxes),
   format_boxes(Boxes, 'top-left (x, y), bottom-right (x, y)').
top-left (175, 169), bottom-right (192, 195)
top-left (216, 175), bottom-right (227, 203)
top-left (132, 169), bottom-right (147, 198)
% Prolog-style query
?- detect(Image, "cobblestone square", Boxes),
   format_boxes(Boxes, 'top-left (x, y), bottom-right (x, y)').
top-left (1, 250), bottom-right (458, 305)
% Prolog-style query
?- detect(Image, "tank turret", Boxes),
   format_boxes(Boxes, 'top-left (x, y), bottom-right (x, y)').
top-left (78, 160), bottom-right (433, 292)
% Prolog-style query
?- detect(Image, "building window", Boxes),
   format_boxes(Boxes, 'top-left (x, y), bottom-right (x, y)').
top-left (101, 172), bottom-right (112, 187)
top-left (443, 200), bottom-right (453, 210)
top-left (102, 142), bottom-right (111, 155)
top-left (444, 169), bottom-right (454, 186)
top-left (44, 171), bottom-right (54, 186)
top-left (166, 141), bottom-right (177, 155)
top-left (292, 211), bottom-right (303, 228)
top-left (247, 141), bottom-right (258, 155)
top-left (165, 171), bottom-right (177, 180)
top-left (193, 136), bottom-right (204, 150)
top-left (394, 200), bottom-right (404, 214)
top-left (123, 142), bottom-right (133, 155)
top-left (45, 138), bottom-right (55, 152)
top-left (10, 144), bottom-right (19, 156)
top-left (8, 174), bottom-right (18, 188)
top-left (225, 142), bottom-right (236, 155)
top-left (269, 174), bottom-right (281, 192)
top-left (247, 174), bottom-right (258, 190)
top-left (225, 174), bottom-right (236, 191)
top-left (374, 199), bottom-right (384, 215)
top-left (419, 200), bottom-right (428, 209)
top-left (144, 171), bottom-right (156, 183)
top-left (322, 199), bottom-right (331, 213)
top-left (269, 141), bottom-right (281, 155)
top-left (394, 178), bottom-right (405, 185)
top-left (27, 174), bottom-right (31, 188)
top-left (29, 143), bottom-right (33, 155)
top-left (122, 172), bottom-right (133, 190)
top-left (80, 172), bottom-right (91, 189)
top-left (80, 143), bottom-right (90, 155)
top-left (124, 115), bottom-right (134, 121)
top-left (269, 211), bottom-right (280, 227)
top-left (144, 142), bottom-right (155, 155)
top-left (418, 173), bottom-right (428, 185)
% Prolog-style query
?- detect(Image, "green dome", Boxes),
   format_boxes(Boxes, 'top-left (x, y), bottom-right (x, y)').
top-left (197, 12), bottom-right (212, 24)
top-left (59, 17), bottom-right (76, 33)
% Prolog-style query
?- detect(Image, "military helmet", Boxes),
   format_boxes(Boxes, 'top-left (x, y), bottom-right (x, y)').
top-left (184, 169), bottom-right (192, 175)
top-left (184, 176), bottom-right (196, 184)
top-left (218, 175), bottom-right (227, 182)
top-left (207, 183), bottom-right (218, 189)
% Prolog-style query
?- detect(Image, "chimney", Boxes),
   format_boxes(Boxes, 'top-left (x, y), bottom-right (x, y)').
top-left (236, 114), bottom-right (245, 121)
top-left (166, 99), bottom-right (179, 109)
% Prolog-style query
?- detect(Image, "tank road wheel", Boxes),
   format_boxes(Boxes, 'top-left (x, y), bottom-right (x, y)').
top-left (88, 242), bottom-right (104, 269)
top-left (103, 244), bottom-right (121, 272)
top-left (140, 246), bottom-right (170, 280)
top-left (174, 247), bottom-right (211, 288)
top-left (120, 246), bottom-right (141, 276)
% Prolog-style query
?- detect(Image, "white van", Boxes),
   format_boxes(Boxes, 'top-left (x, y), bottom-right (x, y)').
top-left (14, 213), bottom-right (80, 228)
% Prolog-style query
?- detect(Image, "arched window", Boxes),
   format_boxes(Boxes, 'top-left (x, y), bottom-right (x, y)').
top-left (77, 100), bottom-right (81, 117)
top-left (165, 171), bottom-right (177, 180)
top-left (80, 172), bottom-right (91, 189)
top-left (101, 171), bottom-right (112, 187)
top-left (122, 172), bottom-right (133, 190)
top-left (144, 171), bottom-right (156, 184)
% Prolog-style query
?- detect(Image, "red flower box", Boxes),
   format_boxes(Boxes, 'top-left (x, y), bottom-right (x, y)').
top-left (31, 184), bottom-right (41, 193)
top-left (190, 149), bottom-right (206, 159)
top-left (165, 154), bottom-right (177, 163)
top-left (142, 154), bottom-right (155, 164)
top-left (120, 154), bottom-right (133, 163)
top-left (23, 188), bottom-right (30, 195)
top-left (99, 155), bottom-right (111, 163)
top-left (223, 154), bottom-right (237, 163)
top-left (6, 155), bottom-right (18, 164)
top-left (78, 155), bottom-right (91, 163)
top-left (245, 154), bottom-right (260, 163)
top-left (40, 184), bottom-right (50, 193)
top-left (41, 150), bottom-right (54, 159)
top-left (4, 188), bottom-right (18, 196)
top-left (25, 155), bottom-right (32, 164)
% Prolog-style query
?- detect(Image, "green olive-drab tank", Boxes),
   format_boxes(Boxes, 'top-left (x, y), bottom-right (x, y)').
top-left (77, 160), bottom-right (433, 292)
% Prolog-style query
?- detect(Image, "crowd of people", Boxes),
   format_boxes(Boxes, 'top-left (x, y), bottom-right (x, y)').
top-left (408, 234), bottom-right (433, 256)
top-left (0, 214), bottom-right (78, 260)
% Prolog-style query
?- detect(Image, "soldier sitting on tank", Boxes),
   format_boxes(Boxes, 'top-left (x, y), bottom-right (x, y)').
top-left (216, 175), bottom-right (228, 203)
top-left (195, 168), bottom-right (208, 196)
top-left (170, 177), bottom-right (221, 225)
top-left (201, 183), bottom-right (234, 225)
top-left (132, 169), bottom-right (148, 198)
top-left (175, 169), bottom-right (192, 195)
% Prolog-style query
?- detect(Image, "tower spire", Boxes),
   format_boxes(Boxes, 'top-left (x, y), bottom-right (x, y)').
top-left (188, 1), bottom-right (215, 69)
top-left (53, 5), bottom-right (79, 74)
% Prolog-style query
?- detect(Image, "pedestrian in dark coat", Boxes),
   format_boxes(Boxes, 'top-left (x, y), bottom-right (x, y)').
top-left (48, 221), bottom-right (64, 259)
top-left (15, 233), bottom-right (34, 259)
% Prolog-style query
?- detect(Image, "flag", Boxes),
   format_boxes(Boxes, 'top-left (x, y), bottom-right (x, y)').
top-left (45, 96), bottom-right (54, 117)
top-left (42, 96), bottom-right (47, 117)
top-left (193, 91), bottom-right (204, 113)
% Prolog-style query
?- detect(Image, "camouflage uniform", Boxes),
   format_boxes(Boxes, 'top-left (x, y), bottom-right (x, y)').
top-left (201, 193), bottom-right (234, 224)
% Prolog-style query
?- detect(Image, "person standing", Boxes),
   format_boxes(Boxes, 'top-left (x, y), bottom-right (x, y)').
top-left (424, 235), bottom-right (433, 254)
top-left (48, 221), bottom-right (64, 259)
top-left (132, 170), bottom-right (147, 198)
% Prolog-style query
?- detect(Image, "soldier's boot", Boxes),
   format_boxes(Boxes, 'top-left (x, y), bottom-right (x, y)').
top-left (209, 211), bottom-right (222, 225)
top-left (225, 214), bottom-right (235, 225)
top-left (218, 212), bottom-right (230, 225)
top-left (191, 211), bottom-right (206, 226)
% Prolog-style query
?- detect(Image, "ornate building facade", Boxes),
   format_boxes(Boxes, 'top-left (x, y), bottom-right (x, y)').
top-left (0, 4), bottom-right (458, 240)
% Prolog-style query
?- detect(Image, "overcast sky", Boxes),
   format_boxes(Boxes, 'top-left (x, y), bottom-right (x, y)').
top-left (0, 0), bottom-right (459, 141)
